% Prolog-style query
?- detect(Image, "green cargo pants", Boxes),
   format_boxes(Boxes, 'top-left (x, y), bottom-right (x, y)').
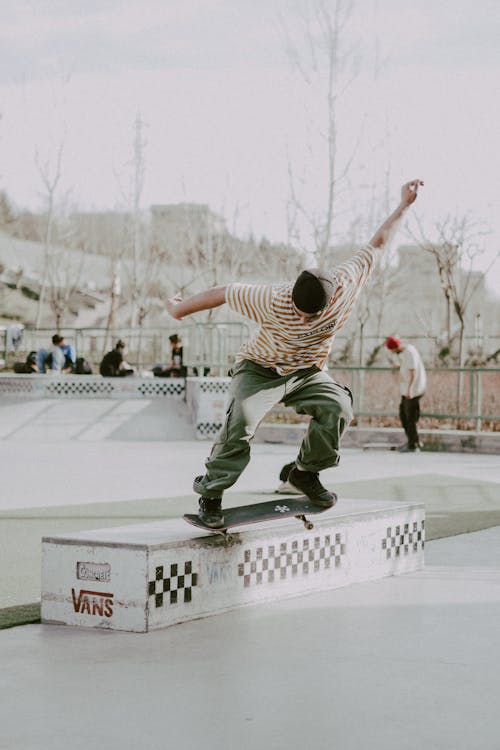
top-left (195, 359), bottom-right (354, 499)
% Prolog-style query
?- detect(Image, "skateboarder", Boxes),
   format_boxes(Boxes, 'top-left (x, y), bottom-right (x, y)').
top-left (166, 179), bottom-right (424, 527)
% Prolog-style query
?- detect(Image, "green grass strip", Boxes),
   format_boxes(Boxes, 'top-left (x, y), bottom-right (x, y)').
top-left (0, 603), bottom-right (41, 630)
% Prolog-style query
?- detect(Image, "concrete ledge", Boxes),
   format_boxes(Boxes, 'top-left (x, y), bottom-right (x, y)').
top-left (256, 423), bottom-right (500, 455)
top-left (0, 374), bottom-right (185, 399)
top-left (41, 499), bottom-right (425, 632)
top-left (185, 377), bottom-right (230, 439)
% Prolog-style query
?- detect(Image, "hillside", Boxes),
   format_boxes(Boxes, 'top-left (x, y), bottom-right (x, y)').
top-left (0, 231), bottom-right (111, 289)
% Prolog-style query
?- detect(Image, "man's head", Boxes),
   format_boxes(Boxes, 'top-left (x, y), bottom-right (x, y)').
top-left (52, 334), bottom-right (64, 347)
top-left (292, 268), bottom-right (334, 318)
top-left (169, 334), bottom-right (180, 345)
top-left (385, 336), bottom-right (402, 353)
top-left (115, 339), bottom-right (126, 351)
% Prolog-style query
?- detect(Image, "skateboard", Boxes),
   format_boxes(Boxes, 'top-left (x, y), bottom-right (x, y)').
top-left (183, 495), bottom-right (336, 542)
top-left (362, 442), bottom-right (398, 451)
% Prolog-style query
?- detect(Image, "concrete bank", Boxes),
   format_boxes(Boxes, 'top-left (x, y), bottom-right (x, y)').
top-left (257, 423), bottom-right (500, 454)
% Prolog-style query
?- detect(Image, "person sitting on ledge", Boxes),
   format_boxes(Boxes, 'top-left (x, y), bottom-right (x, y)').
top-left (153, 334), bottom-right (188, 378)
top-left (38, 334), bottom-right (74, 374)
top-left (99, 340), bottom-right (135, 377)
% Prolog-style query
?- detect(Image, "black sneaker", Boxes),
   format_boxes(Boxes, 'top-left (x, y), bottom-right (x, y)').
top-left (398, 444), bottom-right (420, 453)
top-left (198, 497), bottom-right (224, 528)
top-left (288, 467), bottom-right (337, 508)
top-left (275, 461), bottom-right (302, 495)
top-left (279, 461), bottom-right (296, 482)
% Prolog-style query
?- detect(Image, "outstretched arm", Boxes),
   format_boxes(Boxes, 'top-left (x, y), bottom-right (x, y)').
top-left (166, 286), bottom-right (227, 320)
top-left (369, 179), bottom-right (423, 249)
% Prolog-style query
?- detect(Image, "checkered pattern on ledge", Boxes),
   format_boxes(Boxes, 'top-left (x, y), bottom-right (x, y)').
top-left (382, 520), bottom-right (425, 559)
top-left (199, 381), bottom-right (230, 394)
top-left (196, 422), bottom-right (222, 437)
top-left (148, 562), bottom-right (198, 608)
top-left (138, 380), bottom-right (185, 397)
top-left (46, 380), bottom-right (114, 396)
top-left (0, 378), bottom-right (36, 394)
top-left (238, 534), bottom-right (346, 588)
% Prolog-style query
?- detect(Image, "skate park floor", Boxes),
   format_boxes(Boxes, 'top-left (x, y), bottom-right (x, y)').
top-left (0, 398), bottom-right (499, 749)
top-left (1, 525), bottom-right (500, 750)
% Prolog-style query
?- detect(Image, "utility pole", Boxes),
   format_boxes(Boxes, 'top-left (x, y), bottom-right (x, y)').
top-left (129, 111), bottom-right (147, 328)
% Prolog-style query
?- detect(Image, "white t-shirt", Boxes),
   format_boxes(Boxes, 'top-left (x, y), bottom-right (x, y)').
top-left (399, 344), bottom-right (426, 398)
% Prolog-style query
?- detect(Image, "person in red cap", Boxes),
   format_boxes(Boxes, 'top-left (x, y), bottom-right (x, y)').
top-left (166, 179), bottom-right (424, 528)
top-left (385, 336), bottom-right (427, 452)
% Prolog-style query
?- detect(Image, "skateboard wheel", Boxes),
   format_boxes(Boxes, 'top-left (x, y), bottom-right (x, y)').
top-left (225, 534), bottom-right (234, 544)
top-left (305, 521), bottom-right (314, 530)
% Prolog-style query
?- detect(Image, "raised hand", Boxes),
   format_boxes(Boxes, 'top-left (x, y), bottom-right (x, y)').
top-left (400, 179), bottom-right (424, 208)
top-left (166, 292), bottom-right (183, 318)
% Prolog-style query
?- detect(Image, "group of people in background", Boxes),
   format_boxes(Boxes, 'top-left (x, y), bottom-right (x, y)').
top-left (14, 332), bottom-right (187, 380)
top-left (11, 330), bottom-right (426, 454)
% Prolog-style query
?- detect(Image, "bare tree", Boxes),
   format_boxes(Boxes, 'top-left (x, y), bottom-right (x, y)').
top-left (116, 111), bottom-right (149, 329)
top-left (284, 0), bottom-right (362, 266)
top-left (32, 141), bottom-right (92, 332)
top-left (44, 206), bottom-right (88, 331)
top-left (0, 191), bottom-right (15, 228)
top-left (34, 140), bottom-right (64, 329)
top-left (410, 214), bottom-right (497, 366)
top-left (96, 216), bottom-right (129, 354)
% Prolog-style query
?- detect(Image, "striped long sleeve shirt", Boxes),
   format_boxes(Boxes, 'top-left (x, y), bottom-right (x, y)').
top-left (225, 245), bottom-right (377, 375)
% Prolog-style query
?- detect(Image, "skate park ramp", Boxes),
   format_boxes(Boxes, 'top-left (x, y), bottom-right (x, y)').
top-left (0, 397), bottom-right (196, 442)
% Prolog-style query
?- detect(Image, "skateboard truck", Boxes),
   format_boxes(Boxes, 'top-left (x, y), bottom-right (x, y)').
top-left (296, 514), bottom-right (314, 530)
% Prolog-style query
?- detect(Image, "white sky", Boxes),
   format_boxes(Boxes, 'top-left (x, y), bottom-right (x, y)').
top-left (1, 0), bottom-right (500, 291)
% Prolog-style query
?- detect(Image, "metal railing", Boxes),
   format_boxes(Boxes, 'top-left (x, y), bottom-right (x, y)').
top-left (1, 321), bottom-right (252, 375)
top-left (2, 324), bottom-right (500, 371)
top-left (328, 366), bottom-right (499, 433)
top-left (1, 323), bottom-right (499, 432)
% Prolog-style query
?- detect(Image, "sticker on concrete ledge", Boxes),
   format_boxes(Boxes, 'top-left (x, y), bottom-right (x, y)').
top-left (238, 534), bottom-right (346, 588)
top-left (148, 562), bottom-right (198, 608)
top-left (77, 562), bottom-right (111, 582)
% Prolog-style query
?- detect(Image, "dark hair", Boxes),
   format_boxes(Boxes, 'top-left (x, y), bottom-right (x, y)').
top-left (115, 339), bottom-right (126, 349)
top-left (169, 334), bottom-right (180, 344)
top-left (292, 269), bottom-right (334, 314)
top-left (52, 334), bottom-right (64, 345)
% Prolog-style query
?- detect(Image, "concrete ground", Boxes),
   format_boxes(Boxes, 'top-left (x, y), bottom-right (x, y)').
top-left (1, 398), bottom-right (499, 749)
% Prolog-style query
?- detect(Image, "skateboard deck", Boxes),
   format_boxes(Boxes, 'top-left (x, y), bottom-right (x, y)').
top-left (183, 495), bottom-right (335, 539)
top-left (362, 442), bottom-right (398, 451)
